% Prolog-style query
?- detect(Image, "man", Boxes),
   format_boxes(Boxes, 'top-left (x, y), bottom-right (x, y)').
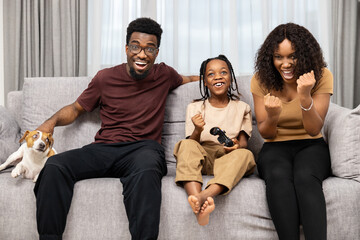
top-left (34, 17), bottom-right (198, 240)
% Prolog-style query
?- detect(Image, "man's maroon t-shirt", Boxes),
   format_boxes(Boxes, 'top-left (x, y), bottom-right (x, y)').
top-left (77, 63), bottom-right (183, 144)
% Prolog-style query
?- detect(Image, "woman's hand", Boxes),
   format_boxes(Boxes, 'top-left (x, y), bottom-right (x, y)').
top-left (264, 93), bottom-right (283, 118)
top-left (252, 93), bottom-right (281, 139)
top-left (297, 70), bottom-right (316, 97)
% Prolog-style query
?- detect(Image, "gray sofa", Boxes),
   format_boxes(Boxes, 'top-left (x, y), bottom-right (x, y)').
top-left (0, 75), bottom-right (359, 240)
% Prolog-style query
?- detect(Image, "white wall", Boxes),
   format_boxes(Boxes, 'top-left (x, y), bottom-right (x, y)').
top-left (0, 0), bottom-right (4, 106)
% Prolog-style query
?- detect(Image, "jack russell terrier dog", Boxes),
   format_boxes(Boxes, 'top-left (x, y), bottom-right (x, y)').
top-left (0, 130), bottom-right (56, 182)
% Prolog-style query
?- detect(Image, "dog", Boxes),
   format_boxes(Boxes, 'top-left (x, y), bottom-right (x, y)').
top-left (0, 130), bottom-right (56, 182)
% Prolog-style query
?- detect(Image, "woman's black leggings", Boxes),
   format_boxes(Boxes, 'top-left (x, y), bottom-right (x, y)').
top-left (257, 138), bottom-right (331, 240)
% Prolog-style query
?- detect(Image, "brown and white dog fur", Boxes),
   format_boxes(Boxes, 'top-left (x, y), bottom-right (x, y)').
top-left (0, 130), bottom-right (56, 182)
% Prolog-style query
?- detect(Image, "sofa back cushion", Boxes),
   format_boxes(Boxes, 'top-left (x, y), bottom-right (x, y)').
top-left (21, 76), bottom-right (263, 174)
top-left (323, 103), bottom-right (360, 182)
top-left (22, 77), bottom-right (101, 153)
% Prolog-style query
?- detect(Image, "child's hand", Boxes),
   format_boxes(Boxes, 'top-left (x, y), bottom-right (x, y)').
top-left (191, 113), bottom-right (205, 132)
top-left (264, 93), bottom-right (282, 118)
top-left (223, 138), bottom-right (239, 153)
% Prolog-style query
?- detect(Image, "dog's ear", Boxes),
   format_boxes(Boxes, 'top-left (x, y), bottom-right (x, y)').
top-left (48, 133), bottom-right (54, 148)
top-left (19, 130), bottom-right (30, 143)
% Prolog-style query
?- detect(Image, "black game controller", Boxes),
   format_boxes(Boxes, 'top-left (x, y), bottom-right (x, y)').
top-left (210, 127), bottom-right (234, 147)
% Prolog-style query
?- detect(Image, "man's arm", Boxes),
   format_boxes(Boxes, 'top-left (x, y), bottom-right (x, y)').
top-left (36, 101), bottom-right (86, 134)
top-left (181, 75), bottom-right (199, 85)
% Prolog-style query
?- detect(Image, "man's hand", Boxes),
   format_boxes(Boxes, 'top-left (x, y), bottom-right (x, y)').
top-left (35, 101), bottom-right (85, 135)
top-left (36, 120), bottom-right (56, 135)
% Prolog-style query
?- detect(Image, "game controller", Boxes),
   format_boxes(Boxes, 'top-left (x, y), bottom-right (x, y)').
top-left (210, 127), bottom-right (234, 147)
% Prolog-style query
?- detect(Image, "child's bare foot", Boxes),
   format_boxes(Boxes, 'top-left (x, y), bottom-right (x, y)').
top-left (188, 195), bottom-right (201, 214)
top-left (197, 197), bottom-right (215, 226)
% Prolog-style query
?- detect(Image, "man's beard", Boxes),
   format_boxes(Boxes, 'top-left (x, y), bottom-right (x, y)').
top-left (129, 67), bottom-right (150, 80)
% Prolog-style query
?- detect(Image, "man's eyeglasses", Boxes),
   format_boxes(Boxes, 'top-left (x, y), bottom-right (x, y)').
top-left (128, 44), bottom-right (158, 56)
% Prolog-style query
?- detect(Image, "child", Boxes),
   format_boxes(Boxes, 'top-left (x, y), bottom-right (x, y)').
top-left (173, 55), bottom-right (256, 226)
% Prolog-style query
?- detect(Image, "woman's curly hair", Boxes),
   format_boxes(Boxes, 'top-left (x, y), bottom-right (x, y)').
top-left (254, 23), bottom-right (327, 91)
top-left (197, 54), bottom-right (241, 101)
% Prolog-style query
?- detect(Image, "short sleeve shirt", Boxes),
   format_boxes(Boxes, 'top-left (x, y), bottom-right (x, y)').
top-left (185, 99), bottom-right (252, 145)
top-left (250, 68), bottom-right (333, 142)
top-left (77, 63), bottom-right (183, 144)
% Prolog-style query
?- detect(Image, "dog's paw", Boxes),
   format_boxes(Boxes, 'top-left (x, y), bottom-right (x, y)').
top-left (11, 169), bottom-right (21, 178)
top-left (33, 174), bottom-right (39, 183)
top-left (0, 164), bottom-right (6, 171)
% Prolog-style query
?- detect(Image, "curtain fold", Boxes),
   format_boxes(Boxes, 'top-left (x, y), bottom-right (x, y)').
top-left (330, 0), bottom-right (359, 108)
top-left (355, 1), bottom-right (360, 107)
top-left (3, 0), bottom-right (87, 99)
top-left (3, 0), bottom-right (358, 108)
top-left (88, 0), bottom-right (331, 76)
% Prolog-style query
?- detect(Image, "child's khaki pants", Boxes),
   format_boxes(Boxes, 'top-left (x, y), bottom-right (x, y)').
top-left (174, 139), bottom-right (256, 194)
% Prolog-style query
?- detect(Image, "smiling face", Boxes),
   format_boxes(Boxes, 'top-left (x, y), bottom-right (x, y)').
top-left (126, 32), bottom-right (159, 80)
top-left (204, 59), bottom-right (231, 98)
top-left (273, 38), bottom-right (297, 84)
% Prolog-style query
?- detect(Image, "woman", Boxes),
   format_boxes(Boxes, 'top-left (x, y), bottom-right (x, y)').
top-left (251, 23), bottom-right (333, 240)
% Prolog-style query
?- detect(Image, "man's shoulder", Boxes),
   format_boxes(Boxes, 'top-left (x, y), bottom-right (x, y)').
top-left (153, 62), bottom-right (179, 75)
top-left (91, 64), bottom-right (126, 84)
top-left (97, 64), bottom-right (125, 75)
top-left (152, 62), bottom-right (182, 89)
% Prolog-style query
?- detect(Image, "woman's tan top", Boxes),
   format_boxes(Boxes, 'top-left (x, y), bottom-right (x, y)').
top-left (250, 68), bottom-right (333, 142)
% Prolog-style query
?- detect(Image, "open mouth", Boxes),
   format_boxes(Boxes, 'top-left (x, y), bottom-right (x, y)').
top-left (134, 61), bottom-right (147, 71)
top-left (213, 82), bottom-right (225, 88)
top-left (281, 69), bottom-right (295, 80)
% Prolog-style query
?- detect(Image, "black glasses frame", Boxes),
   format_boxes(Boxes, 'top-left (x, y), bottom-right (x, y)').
top-left (128, 44), bottom-right (158, 56)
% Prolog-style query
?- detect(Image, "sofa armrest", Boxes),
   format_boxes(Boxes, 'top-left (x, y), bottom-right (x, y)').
top-left (322, 102), bottom-right (360, 182)
top-left (0, 106), bottom-right (21, 164)
top-left (6, 91), bottom-right (23, 128)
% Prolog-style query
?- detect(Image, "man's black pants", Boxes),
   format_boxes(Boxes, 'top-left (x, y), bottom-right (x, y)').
top-left (257, 138), bottom-right (331, 240)
top-left (34, 140), bottom-right (167, 240)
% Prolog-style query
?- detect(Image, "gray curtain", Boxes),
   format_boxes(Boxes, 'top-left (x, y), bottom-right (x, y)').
top-left (355, 0), bottom-right (360, 107)
top-left (3, 0), bottom-right (87, 103)
top-left (330, 0), bottom-right (359, 108)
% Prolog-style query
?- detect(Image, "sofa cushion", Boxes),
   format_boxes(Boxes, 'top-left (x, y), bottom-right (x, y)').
top-left (323, 103), bottom-right (360, 182)
top-left (0, 106), bottom-right (21, 164)
top-left (2, 172), bottom-right (358, 239)
top-left (21, 77), bottom-right (101, 153)
top-left (20, 76), bottom-right (263, 170)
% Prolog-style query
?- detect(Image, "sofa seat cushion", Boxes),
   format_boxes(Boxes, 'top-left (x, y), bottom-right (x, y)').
top-left (323, 177), bottom-right (360, 239)
top-left (1, 170), bottom-right (359, 240)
